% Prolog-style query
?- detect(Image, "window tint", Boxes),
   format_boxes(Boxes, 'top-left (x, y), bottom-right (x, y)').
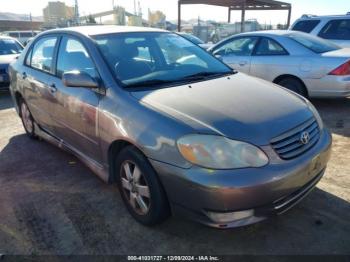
top-left (213, 37), bottom-right (258, 56)
top-left (56, 37), bottom-right (98, 79)
top-left (8, 32), bottom-right (19, 38)
top-left (255, 38), bottom-right (288, 55)
top-left (20, 32), bottom-right (33, 37)
top-left (287, 32), bottom-right (340, 53)
top-left (318, 19), bottom-right (350, 40)
top-left (292, 20), bottom-right (320, 33)
top-left (0, 39), bottom-right (23, 55)
top-left (31, 37), bottom-right (57, 72)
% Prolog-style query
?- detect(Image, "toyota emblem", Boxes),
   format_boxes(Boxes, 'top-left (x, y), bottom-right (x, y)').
top-left (300, 131), bottom-right (310, 145)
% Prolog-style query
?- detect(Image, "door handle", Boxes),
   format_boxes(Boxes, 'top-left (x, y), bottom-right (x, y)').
top-left (239, 61), bottom-right (247, 66)
top-left (49, 83), bottom-right (57, 93)
top-left (22, 72), bottom-right (27, 79)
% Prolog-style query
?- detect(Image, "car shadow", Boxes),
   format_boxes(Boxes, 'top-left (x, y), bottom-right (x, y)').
top-left (311, 98), bottom-right (350, 138)
top-left (0, 91), bottom-right (14, 110)
top-left (155, 186), bottom-right (350, 255)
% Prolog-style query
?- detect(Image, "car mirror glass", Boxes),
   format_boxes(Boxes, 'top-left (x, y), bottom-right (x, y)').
top-left (62, 71), bottom-right (99, 88)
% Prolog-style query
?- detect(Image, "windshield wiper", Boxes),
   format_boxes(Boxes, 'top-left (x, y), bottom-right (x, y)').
top-left (124, 79), bottom-right (176, 88)
top-left (182, 71), bottom-right (234, 81)
top-left (124, 71), bottom-right (236, 88)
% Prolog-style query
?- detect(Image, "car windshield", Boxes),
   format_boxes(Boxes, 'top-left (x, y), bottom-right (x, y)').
top-left (0, 39), bottom-right (23, 55)
top-left (287, 32), bottom-right (340, 53)
top-left (93, 32), bottom-right (232, 88)
top-left (180, 33), bottom-right (204, 45)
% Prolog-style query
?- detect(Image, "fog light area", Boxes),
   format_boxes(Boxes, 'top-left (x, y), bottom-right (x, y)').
top-left (206, 209), bottom-right (255, 223)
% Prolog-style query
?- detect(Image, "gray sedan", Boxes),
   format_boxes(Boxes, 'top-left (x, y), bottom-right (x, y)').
top-left (9, 26), bottom-right (331, 228)
top-left (209, 30), bottom-right (350, 98)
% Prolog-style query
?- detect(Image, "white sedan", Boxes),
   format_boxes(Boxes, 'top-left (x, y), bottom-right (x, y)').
top-left (209, 30), bottom-right (350, 98)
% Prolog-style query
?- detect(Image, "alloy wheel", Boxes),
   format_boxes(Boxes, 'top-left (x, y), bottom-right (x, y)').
top-left (21, 102), bottom-right (34, 133)
top-left (120, 160), bottom-right (151, 215)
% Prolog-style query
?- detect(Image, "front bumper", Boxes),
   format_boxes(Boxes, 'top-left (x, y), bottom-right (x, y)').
top-left (150, 129), bottom-right (332, 228)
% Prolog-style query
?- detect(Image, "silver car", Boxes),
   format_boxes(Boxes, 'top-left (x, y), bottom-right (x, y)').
top-left (209, 31), bottom-right (350, 98)
top-left (0, 36), bottom-right (23, 90)
top-left (9, 26), bottom-right (332, 228)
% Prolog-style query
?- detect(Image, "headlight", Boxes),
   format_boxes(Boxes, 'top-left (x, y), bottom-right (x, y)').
top-left (305, 100), bottom-right (324, 130)
top-left (177, 135), bottom-right (268, 169)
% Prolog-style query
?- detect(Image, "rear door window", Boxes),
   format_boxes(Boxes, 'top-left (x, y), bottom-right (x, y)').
top-left (318, 19), bottom-right (350, 40)
top-left (292, 20), bottom-right (320, 33)
top-left (30, 36), bottom-right (57, 73)
top-left (254, 38), bottom-right (288, 55)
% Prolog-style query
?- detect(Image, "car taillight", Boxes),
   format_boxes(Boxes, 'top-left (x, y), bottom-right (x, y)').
top-left (329, 60), bottom-right (350, 76)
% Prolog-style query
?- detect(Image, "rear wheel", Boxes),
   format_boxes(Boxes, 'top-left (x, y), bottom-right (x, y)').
top-left (115, 146), bottom-right (170, 226)
top-left (19, 99), bottom-right (37, 139)
top-left (277, 77), bottom-right (307, 97)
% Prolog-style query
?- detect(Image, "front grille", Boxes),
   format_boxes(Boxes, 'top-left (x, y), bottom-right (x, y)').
top-left (271, 118), bottom-right (320, 160)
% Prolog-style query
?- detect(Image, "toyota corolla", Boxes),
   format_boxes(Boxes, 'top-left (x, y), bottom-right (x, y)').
top-left (9, 26), bottom-right (332, 228)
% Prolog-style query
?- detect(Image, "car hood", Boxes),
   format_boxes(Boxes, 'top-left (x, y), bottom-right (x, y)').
top-left (131, 73), bottom-right (313, 145)
top-left (0, 54), bottom-right (19, 66)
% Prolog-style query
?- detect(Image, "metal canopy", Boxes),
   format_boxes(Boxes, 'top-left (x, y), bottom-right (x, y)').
top-left (178, 0), bottom-right (292, 32)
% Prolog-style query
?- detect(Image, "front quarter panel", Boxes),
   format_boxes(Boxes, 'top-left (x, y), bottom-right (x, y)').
top-left (98, 87), bottom-right (194, 169)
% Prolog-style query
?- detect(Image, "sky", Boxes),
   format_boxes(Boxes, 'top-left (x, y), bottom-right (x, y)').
top-left (0, 0), bottom-right (349, 25)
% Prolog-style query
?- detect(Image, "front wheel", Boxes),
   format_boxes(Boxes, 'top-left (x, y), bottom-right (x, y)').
top-left (19, 99), bottom-right (37, 139)
top-left (115, 146), bottom-right (170, 226)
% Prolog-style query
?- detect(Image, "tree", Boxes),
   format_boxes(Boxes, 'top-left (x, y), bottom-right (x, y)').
top-left (87, 15), bottom-right (96, 24)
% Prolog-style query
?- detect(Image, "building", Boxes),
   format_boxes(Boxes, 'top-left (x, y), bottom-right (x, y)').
top-left (43, 1), bottom-right (74, 26)
top-left (0, 20), bottom-right (43, 32)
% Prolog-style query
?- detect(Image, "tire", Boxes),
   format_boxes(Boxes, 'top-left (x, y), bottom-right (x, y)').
top-left (19, 99), bottom-right (37, 139)
top-left (277, 77), bottom-right (307, 97)
top-left (115, 146), bottom-right (170, 226)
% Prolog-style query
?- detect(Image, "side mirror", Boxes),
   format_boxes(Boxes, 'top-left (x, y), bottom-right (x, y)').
top-left (62, 71), bottom-right (98, 88)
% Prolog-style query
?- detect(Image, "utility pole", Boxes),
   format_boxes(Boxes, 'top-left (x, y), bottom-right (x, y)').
top-left (74, 0), bottom-right (80, 25)
top-left (134, 0), bottom-right (137, 15)
top-left (29, 13), bottom-right (33, 34)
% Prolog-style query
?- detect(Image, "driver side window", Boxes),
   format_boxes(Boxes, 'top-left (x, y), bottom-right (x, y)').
top-left (213, 37), bottom-right (258, 56)
top-left (56, 37), bottom-right (99, 79)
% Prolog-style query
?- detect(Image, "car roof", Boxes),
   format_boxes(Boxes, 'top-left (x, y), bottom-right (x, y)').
top-left (233, 30), bottom-right (292, 37)
top-left (296, 14), bottom-right (350, 20)
top-left (42, 25), bottom-right (167, 37)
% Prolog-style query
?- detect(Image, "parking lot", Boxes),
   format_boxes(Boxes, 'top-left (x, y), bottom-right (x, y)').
top-left (0, 91), bottom-right (349, 255)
